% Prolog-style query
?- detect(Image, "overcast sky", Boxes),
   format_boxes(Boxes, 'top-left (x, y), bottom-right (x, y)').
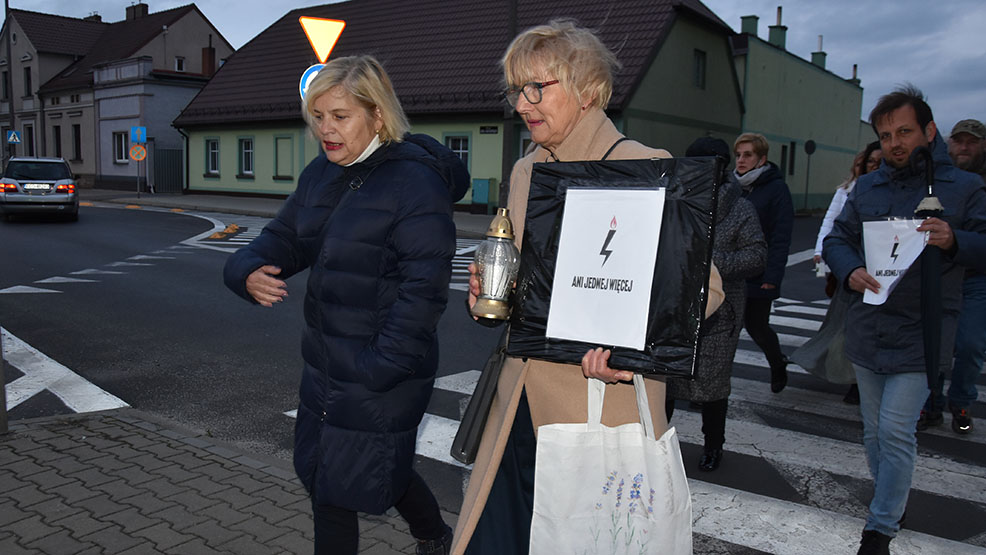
top-left (7, 0), bottom-right (985, 135)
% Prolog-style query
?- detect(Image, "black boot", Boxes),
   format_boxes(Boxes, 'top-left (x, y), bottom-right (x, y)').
top-left (857, 529), bottom-right (892, 555)
top-left (770, 359), bottom-right (788, 393)
top-left (698, 448), bottom-right (723, 471)
top-left (416, 525), bottom-right (453, 555)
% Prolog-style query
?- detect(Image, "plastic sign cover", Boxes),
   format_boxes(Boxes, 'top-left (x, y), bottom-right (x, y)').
top-left (506, 157), bottom-right (720, 378)
top-left (545, 188), bottom-right (665, 350)
top-left (862, 219), bottom-right (926, 305)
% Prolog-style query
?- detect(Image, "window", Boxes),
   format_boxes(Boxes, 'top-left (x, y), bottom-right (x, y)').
top-left (1, 71), bottom-right (7, 100)
top-left (780, 145), bottom-right (788, 177)
top-left (50, 96), bottom-right (60, 105)
top-left (274, 136), bottom-right (293, 179)
top-left (52, 125), bottom-right (62, 158)
top-left (445, 135), bottom-right (469, 167)
top-left (693, 49), bottom-right (707, 90)
top-left (24, 124), bottom-right (34, 156)
top-left (175, 57), bottom-right (185, 72)
top-left (70, 94), bottom-right (80, 103)
top-left (23, 67), bottom-right (31, 97)
top-left (205, 138), bottom-right (220, 175)
top-left (113, 132), bottom-right (128, 163)
top-left (238, 138), bottom-right (254, 176)
top-left (72, 124), bottom-right (82, 161)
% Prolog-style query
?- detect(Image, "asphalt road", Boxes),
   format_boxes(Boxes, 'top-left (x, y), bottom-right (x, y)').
top-left (0, 205), bottom-right (497, 460)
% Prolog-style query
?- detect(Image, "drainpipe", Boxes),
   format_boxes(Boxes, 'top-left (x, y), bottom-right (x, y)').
top-left (177, 127), bottom-right (189, 192)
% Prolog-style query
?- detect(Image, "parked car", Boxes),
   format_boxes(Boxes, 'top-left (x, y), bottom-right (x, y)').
top-left (0, 157), bottom-right (79, 221)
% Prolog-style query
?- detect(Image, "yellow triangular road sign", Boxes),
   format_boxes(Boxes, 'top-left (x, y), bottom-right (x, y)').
top-left (299, 17), bottom-right (346, 63)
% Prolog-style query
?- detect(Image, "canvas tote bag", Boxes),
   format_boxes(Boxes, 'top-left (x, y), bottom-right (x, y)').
top-left (529, 375), bottom-right (692, 554)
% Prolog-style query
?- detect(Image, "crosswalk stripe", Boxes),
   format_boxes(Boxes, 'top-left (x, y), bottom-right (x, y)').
top-left (772, 304), bottom-right (829, 317)
top-left (768, 314), bottom-right (821, 331)
top-left (671, 407), bottom-right (986, 504)
top-left (688, 480), bottom-right (984, 555)
top-left (739, 329), bottom-right (808, 348)
top-left (34, 277), bottom-right (98, 284)
top-left (2, 328), bottom-right (128, 413)
top-left (0, 285), bottom-right (61, 294)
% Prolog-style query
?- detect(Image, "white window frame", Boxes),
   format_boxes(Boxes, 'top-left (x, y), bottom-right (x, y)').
top-left (113, 132), bottom-right (128, 163)
top-left (205, 138), bottom-right (220, 175)
top-left (445, 135), bottom-right (470, 168)
top-left (239, 138), bottom-right (254, 176)
top-left (175, 56), bottom-right (185, 72)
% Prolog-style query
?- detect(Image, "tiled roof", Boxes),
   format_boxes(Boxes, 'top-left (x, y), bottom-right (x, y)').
top-left (174, 0), bottom-right (730, 127)
top-left (11, 9), bottom-right (108, 57)
top-left (37, 5), bottom-right (201, 94)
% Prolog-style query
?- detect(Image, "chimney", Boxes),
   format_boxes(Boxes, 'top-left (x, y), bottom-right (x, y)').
top-left (767, 6), bottom-right (787, 49)
top-left (740, 15), bottom-right (759, 36)
top-left (83, 13), bottom-right (102, 22)
top-left (811, 35), bottom-right (826, 69)
top-left (126, 3), bottom-right (149, 21)
top-left (202, 34), bottom-right (216, 76)
top-left (849, 63), bottom-right (861, 86)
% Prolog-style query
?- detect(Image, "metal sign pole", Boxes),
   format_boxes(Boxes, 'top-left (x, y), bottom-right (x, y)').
top-left (136, 157), bottom-right (141, 200)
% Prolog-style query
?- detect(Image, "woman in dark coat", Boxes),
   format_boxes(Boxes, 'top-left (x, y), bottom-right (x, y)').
top-left (668, 137), bottom-right (766, 471)
top-left (733, 132), bottom-right (794, 393)
top-left (224, 55), bottom-right (469, 555)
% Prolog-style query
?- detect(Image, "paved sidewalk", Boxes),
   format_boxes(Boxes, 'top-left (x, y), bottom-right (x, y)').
top-left (79, 189), bottom-right (493, 238)
top-left (0, 410), bottom-right (455, 554)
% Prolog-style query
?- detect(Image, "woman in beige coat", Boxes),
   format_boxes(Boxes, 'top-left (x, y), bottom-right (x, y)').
top-left (453, 20), bottom-right (724, 554)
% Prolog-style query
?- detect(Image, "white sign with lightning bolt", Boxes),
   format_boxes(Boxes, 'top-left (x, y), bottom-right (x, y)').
top-left (546, 187), bottom-right (665, 350)
top-left (862, 219), bottom-right (926, 305)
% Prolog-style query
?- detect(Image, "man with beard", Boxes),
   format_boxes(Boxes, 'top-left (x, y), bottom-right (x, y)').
top-left (919, 119), bottom-right (986, 435)
top-left (825, 87), bottom-right (986, 555)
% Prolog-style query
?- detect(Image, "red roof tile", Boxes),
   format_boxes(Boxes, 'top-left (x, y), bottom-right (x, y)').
top-left (175, 0), bottom-right (730, 127)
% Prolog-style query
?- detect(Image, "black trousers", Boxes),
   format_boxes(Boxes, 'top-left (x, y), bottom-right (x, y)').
top-left (465, 390), bottom-right (536, 555)
top-left (744, 297), bottom-right (786, 370)
top-left (311, 470), bottom-right (447, 555)
top-left (666, 397), bottom-right (729, 450)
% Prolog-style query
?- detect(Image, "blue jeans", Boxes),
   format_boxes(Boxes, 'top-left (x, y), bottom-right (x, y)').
top-left (854, 364), bottom-right (929, 537)
top-left (927, 273), bottom-right (986, 412)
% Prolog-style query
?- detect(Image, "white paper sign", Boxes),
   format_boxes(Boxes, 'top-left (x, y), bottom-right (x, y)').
top-left (862, 219), bottom-right (926, 305)
top-left (545, 188), bottom-right (665, 350)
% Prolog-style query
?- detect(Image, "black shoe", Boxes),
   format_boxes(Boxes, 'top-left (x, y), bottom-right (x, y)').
top-left (951, 407), bottom-right (973, 435)
top-left (416, 525), bottom-right (453, 555)
top-left (770, 363), bottom-right (788, 393)
top-left (843, 384), bottom-right (860, 405)
top-left (857, 529), bottom-right (892, 555)
top-left (698, 448), bottom-right (722, 472)
top-left (916, 410), bottom-right (944, 431)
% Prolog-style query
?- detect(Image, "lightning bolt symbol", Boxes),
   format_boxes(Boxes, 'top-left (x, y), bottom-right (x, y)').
top-left (890, 242), bottom-right (900, 263)
top-left (600, 229), bottom-right (616, 266)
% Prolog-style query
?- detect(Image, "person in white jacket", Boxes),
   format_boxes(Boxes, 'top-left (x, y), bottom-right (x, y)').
top-left (810, 141), bottom-right (881, 404)
top-left (813, 141), bottom-right (883, 265)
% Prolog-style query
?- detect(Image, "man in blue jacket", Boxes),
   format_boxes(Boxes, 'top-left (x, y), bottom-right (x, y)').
top-left (824, 86), bottom-right (986, 555)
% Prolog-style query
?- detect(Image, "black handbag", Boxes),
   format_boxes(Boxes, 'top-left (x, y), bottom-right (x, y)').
top-left (450, 326), bottom-right (509, 465)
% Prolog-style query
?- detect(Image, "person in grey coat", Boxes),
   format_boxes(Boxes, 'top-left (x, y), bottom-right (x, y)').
top-left (668, 137), bottom-right (767, 472)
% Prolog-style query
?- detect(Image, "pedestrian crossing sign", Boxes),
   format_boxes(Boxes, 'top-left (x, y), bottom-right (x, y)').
top-left (7, 130), bottom-right (21, 144)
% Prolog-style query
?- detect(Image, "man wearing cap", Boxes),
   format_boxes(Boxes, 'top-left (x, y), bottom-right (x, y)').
top-left (918, 119), bottom-right (986, 435)
top-left (948, 119), bottom-right (986, 179)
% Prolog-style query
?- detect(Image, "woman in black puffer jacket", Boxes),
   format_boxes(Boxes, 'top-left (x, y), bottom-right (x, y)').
top-left (224, 55), bottom-right (468, 555)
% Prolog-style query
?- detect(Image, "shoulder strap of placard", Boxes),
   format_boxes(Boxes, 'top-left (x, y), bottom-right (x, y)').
top-left (601, 137), bottom-right (629, 160)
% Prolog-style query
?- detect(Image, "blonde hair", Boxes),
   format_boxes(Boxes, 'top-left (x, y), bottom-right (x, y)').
top-left (733, 132), bottom-right (769, 158)
top-left (501, 19), bottom-right (620, 110)
top-left (302, 55), bottom-right (409, 143)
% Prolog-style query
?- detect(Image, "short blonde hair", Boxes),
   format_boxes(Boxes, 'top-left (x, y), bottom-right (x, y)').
top-left (733, 132), bottom-right (769, 158)
top-left (302, 55), bottom-right (409, 143)
top-left (502, 19), bottom-right (620, 110)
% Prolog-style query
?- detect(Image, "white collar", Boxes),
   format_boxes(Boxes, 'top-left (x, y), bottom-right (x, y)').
top-left (344, 135), bottom-right (382, 167)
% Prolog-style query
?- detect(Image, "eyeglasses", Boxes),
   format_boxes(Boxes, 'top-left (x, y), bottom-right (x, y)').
top-left (502, 80), bottom-right (559, 107)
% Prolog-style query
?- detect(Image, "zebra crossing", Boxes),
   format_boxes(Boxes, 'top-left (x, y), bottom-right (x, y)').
top-left (406, 296), bottom-right (986, 554)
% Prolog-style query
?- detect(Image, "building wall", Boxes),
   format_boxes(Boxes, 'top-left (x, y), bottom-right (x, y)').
top-left (411, 119), bottom-right (504, 207)
top-left (187, 125), bottom-right (316, 195)
top-left (132, 12), bottom-right (233, 75)
top-left (737, 37), bottom-right (863, 209)
top-left (186, 119), bottom-right (504, 205)
top-left (622, 16), bottom-right (743, 157)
